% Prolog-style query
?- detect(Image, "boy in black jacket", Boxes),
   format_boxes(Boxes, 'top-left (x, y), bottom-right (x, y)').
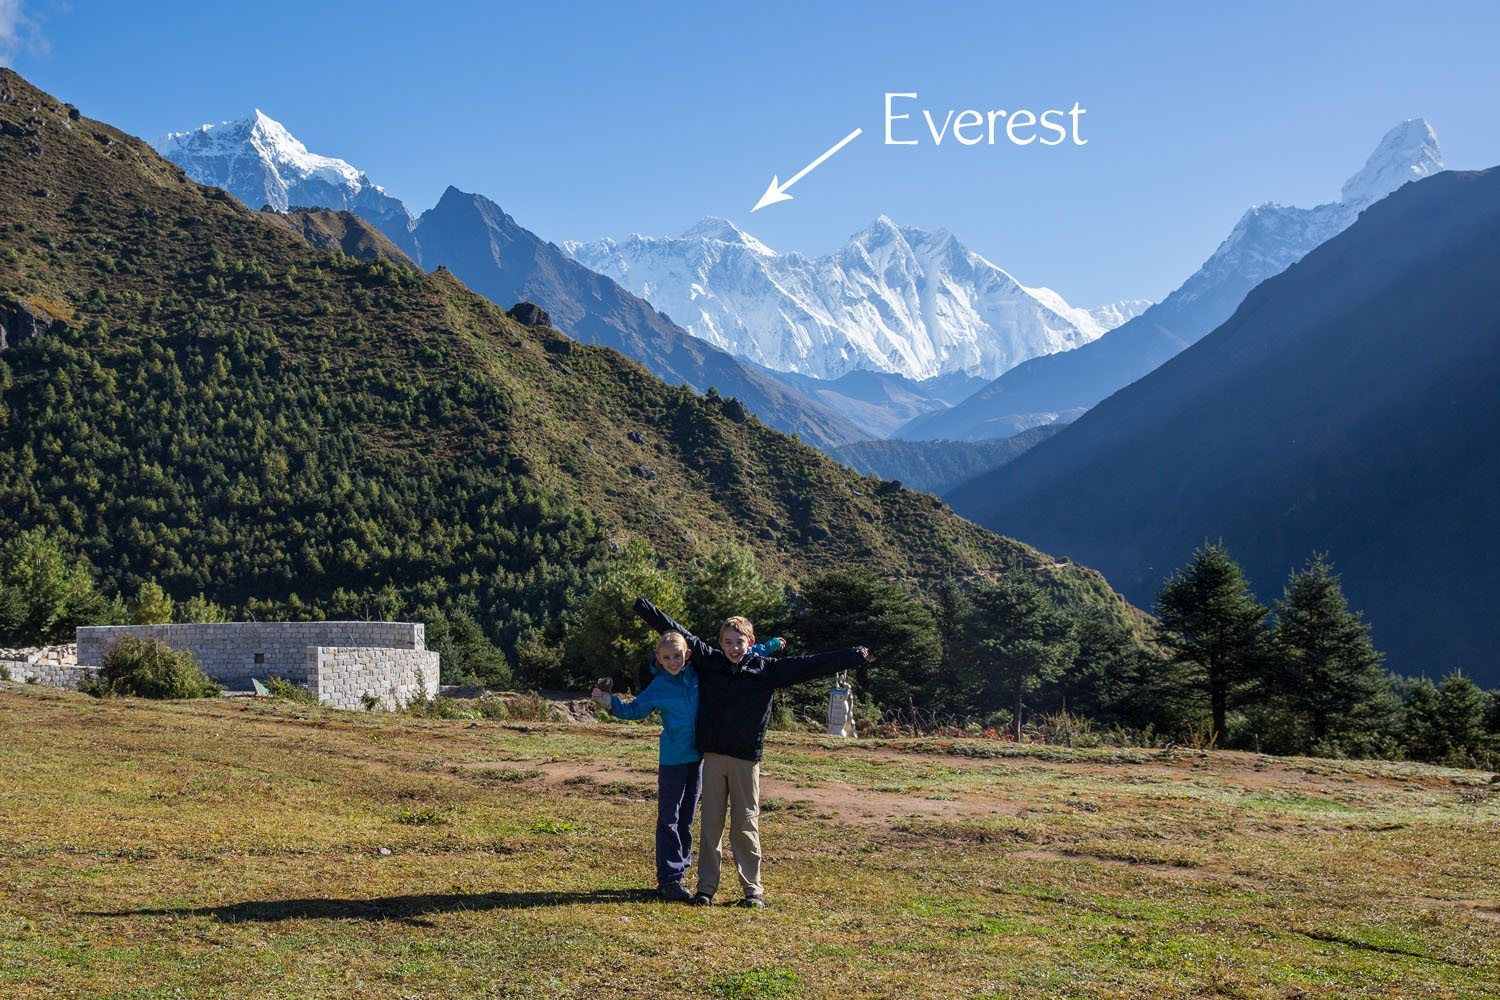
top-left (633, 596), bottom-right (869, 907)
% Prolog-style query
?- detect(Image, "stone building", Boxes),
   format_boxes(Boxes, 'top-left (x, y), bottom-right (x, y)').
top-left (3, 622), bottom-right (439, 710)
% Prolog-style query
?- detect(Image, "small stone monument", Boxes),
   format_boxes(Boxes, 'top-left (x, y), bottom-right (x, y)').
top-left (826, 671), bottom-right (856, 738)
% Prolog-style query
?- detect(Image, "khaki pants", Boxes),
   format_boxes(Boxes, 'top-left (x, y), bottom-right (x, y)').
top-left (696, 752), bottom-right (762, 899)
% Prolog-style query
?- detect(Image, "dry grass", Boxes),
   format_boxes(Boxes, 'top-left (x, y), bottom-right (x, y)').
top-left (1, 683), bottom-right (1496, 998)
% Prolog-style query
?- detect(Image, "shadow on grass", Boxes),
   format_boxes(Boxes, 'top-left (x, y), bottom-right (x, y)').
top-left (90, 887), bottom-right (661, 924)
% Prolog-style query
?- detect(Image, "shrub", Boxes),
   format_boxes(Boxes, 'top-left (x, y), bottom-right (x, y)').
top-left (403, 695), bottom-right (478, 720)
top-left (504, 691), bottom-right (562, 722)
top-left (265, 675), bottom-right (318, 705)
top-left (767, 701), bottom-right (800, 732)
top-left (91, 637), bottom-right (221, 699)
top-left (395, 807), bottom-right (447, 826)
top-left (474, 693), bottom-right (512, 719)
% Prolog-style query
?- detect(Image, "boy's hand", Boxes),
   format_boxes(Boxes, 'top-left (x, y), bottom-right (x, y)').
top-left (590, 687), bottom-right (612, 706)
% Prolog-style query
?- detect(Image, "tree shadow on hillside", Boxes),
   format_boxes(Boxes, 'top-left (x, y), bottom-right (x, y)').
top-left (90, 887), bottom-right (660, 925)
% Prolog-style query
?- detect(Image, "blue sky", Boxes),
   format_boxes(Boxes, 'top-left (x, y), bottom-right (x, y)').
top-left (7, 1), bottom-right (1500, 304)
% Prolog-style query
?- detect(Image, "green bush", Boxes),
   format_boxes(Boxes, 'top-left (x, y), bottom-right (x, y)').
top-left (265, 675), bottom-right (318, 705)
top-left (403, 694), bottom-right (477, 720)
top-left (90, 637), bottom-right (221, 699)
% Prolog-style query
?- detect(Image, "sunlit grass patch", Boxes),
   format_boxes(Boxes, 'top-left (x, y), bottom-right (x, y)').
top-left (0, 687), bottom-right (1495, 998)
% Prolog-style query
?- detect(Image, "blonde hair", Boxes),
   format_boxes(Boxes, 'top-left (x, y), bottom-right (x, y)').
top-left (657, 632), bottom-right (689, 656)
top-left (718, 616), bottom-right (756, 642)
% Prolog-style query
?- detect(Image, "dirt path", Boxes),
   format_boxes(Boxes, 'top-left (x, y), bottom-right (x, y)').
top-left (454, 757), bottom-right (1029, 824)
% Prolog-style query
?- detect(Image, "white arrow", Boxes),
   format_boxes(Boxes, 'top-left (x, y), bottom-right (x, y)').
top-left (751, 127), bottom-right (864, 212)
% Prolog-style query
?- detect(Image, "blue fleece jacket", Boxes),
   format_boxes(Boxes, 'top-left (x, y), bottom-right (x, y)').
top-left (610, 662), bottom-right (701, 766)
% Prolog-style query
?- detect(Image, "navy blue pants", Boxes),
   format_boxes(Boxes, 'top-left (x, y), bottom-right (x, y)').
top-left (656, 761), bottom-right (703, 885)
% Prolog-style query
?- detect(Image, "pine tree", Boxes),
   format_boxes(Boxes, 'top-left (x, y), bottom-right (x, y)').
top-left (1154, 543), bottom-right (1268, 743)
top-left (561, 538), bottom-right (685, 690)
top-left (683, 541), bottom-right (789, 641)
top-left (178, 593), bottom-right (231, 624)
top-left (1270, 555), bottom-right (1398, 755)
top-left (953, 576), bottom-right (1076, 740)
top-left (126, 581), bottom-right (175, 626)
top-left (790, 567), bottom-right (942, 710)
top-left (1402, 670), bottom-right (1494, 767)
top-left (0, 528), bottom-right (116, 645)
top-left (1052, 605), bottom-right (1161, 727)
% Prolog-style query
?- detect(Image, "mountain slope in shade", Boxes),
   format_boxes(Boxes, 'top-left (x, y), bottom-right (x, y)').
top-left (567, 217), bottom-right (1147, 381)
top-left (898, 119), bottom-right (1444, 441)
top-left (260, 207), bottom-right (414, 266)
top-left (831, 425), bottom-right (1063, 496)
top-left (948, 167), bottom-right (1500, 681)
top-left (766, 369), bottom-right (988, 439)
top-left (407, 188), bottom-right (865, 447)
top-left (158, 112), bottom-right (863, 448)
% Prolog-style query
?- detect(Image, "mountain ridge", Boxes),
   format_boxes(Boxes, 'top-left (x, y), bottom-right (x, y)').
top-left (157, 113), bottom-right (865, 449)
top-left (948, 165), bottom-right (1500, 680)
top-left (896, 119), bottom-right (1444, 441)
top-left (567, 213), bottom-right (1148, 382)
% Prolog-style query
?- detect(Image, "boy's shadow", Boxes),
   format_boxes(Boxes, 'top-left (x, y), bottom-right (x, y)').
top-left (90, 888), bottom-right (659, 926)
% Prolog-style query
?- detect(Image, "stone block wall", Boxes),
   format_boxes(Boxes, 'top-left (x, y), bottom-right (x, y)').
top-left (0, 659), bottom-right (100, 689)
top-left (76, 622), bottom-right (425, 689)
top-left (307, 646), bottom-right (440, 710)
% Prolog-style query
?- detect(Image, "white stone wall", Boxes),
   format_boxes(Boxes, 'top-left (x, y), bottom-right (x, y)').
top-left (0, 659), bottom-right (100, 689)
top-left (308, 646), bottom-right (439, 710)
top-left (76, 622), bottom-right (425, 688)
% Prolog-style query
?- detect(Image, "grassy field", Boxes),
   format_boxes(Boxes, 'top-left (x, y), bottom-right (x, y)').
top-left (1, 684), bottom-right (1496, 998)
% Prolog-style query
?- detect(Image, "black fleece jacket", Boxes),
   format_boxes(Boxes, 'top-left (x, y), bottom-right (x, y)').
top-left (633, 597), bottom-right (865, 763)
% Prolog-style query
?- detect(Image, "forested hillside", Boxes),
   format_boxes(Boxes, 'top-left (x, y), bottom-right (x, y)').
top-left (0, 69), bottom-right (1129, 660)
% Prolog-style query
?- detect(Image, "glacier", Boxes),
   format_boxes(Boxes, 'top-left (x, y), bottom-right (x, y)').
top-left (566, 217), bottom-right (1148, 382)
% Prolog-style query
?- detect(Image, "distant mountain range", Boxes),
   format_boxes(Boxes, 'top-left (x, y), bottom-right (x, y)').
top-left (897, 119), bottom-right (1445, 441)
top-left (949, 166), bottom-right (1500, 681)
top-left (156, 112), bottom-right (864, 448)
top-left (832, 425), bottom-right (1062, 496)
top-left (567, 217), bottom-right (1148, 382)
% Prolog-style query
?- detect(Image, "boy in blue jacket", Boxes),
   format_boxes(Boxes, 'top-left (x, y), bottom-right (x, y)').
top-left (592, 631), bottom-right (701, 902)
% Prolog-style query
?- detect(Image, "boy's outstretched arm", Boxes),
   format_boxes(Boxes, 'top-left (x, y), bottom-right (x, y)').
top-left (761, 646), bottom-right (870, 689)
top-left (632, 597), bottom-right (716, 663)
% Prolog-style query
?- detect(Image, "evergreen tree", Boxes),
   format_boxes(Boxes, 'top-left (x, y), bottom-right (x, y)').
top-left (1154, 543), bottom-right (1268, 743)
top-left (561, 538), bottom-right (684, 690)
top-left (1051, 605), bottom-right (1165, 727)
top-left (1403, 670), bottom-right (1494, 767)
top-left (1269, 555), bottom-right (1398, 755)
top-left (951, 576), bottom-right (1076, 740)
top-left (1401, 676), bottom-right (1444, 761)
top-left (419, 604), bottom-right (512, 687)
top-left (178, 593), bottom-right (231, 623)
top-left (0, 528), bottom-right (116, 645)
top-left (789, 567), bottom-right (942, 711)
top-left (682, 541), bottom-right (789, 640)
top-left (127, 581), bottom-right (175, 626)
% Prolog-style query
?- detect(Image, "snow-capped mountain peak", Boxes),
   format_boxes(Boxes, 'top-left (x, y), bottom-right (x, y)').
top-left (1340, 118), bottom-right (1443, 209)
top-left (155, 111), bottom-right (413, 242)
top-left (568, 216), bottom-right (1146, 381)
top-left (678, 216), bottom-right (776, 256)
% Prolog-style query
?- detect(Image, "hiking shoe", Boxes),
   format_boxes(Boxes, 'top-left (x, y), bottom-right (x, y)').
top-left (738, 895), bottom-right (765, 908)
top-left (658, 881), bottom-right (693, 903)
top-left (689, 892), bottom-right (713, 906)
